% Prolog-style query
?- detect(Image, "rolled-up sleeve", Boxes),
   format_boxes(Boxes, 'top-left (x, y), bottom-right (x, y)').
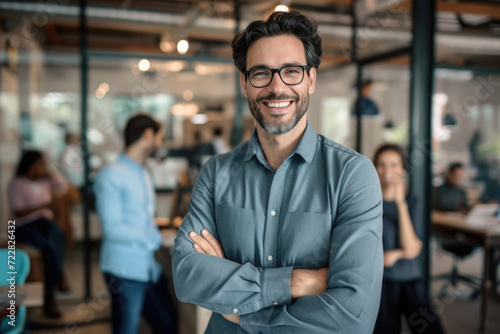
top-left (172, 158), bottom-right (294, 315)
top-left (239, 156), bottom-right (384, 334)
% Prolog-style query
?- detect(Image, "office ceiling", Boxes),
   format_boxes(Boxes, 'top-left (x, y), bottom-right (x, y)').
top-left (1, 0), bottom-right (500, 70)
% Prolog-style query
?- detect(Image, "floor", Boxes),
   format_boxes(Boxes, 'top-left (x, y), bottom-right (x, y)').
top-left (429, 239), bottom-right (500, 334)
top-left (25, 239), bottom-right (500, 334)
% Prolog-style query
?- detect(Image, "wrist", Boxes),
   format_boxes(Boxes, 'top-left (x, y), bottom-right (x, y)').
top-left (290, 269), bottom-right (302, 299)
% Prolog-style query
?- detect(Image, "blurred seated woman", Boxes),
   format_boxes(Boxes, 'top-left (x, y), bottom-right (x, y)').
top-left (372, 144), bottom-right (445, 334)
top-left (7, 150), bottom-right (69, 318)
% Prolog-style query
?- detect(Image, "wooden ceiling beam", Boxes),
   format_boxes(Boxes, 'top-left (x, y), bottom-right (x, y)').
top-left (292, 0), bottom-right (352, 5)
top-left (396, 1), bottom-right (500, 19)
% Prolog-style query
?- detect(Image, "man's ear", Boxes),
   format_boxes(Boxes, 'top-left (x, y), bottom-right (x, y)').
top-left (308, 67), bottom-right (317, 94)
top-left (240, 72), bottom-right (248, 99)
top-left (142, 128), bottom-right (154, 142)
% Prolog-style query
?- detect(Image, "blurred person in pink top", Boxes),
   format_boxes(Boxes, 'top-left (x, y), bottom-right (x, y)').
top-left (7, 150), bottom-right (69, 318)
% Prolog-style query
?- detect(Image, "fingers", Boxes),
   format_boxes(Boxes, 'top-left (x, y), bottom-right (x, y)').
top-left (189, 230), bottom-right (225, 258)
top-left (193, 243), bottom-right (205, 254)
top-left (189, 231), bottom-right (217, 256)
top-left (201, 229), bottom-right (225, 258)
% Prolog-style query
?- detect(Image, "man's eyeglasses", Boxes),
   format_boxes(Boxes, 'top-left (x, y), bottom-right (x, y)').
top-left (244, 65), bottom-right (310, 88)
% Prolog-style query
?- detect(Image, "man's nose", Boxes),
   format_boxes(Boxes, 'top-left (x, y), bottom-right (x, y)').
top-left (266, 72), bottom-right (287, 93)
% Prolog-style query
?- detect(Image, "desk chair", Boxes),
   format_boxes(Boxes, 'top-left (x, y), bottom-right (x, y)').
top-left (0, 248), bottom-right (30, 334)
top-left (435, 234), bottom-right (482, 300)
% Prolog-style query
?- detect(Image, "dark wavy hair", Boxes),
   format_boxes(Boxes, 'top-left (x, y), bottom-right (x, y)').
top-left (16, 150), bottom-right (43, 176)
top-left (231, 11), bottom-right (322, 74)
top-left (124, 113), bottom-right (161, 148)
top-left (447, 162), bottom-right (464, 173)
top-left (373, 144), bottom-right (408, 171)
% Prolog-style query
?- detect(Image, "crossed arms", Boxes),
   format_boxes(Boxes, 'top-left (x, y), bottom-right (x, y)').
top-left (189, 229), bottom-right (329, 324)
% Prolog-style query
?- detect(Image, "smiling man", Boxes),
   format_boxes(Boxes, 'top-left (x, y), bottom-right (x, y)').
top-left (173, 11), bottom-right (383, 334)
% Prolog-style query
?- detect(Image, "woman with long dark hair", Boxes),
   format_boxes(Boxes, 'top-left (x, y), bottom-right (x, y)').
top-left (8, 150), bottom-right (68, 318)
top-left (373, 144), bottom-right (445, 334)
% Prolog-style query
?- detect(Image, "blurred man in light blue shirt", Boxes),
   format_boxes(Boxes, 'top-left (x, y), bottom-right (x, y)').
top-left (95, 114), bottom-right (176, 334)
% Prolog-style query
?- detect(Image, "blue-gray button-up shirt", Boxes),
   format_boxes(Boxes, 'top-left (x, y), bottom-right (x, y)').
top-left (173, 122), bottom-right (383, 334)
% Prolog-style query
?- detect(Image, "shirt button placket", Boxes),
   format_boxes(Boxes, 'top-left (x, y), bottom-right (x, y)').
top-left (268, 210), bottom-right (277, 264)
top-left (266, 164), bottom-right (287, 271)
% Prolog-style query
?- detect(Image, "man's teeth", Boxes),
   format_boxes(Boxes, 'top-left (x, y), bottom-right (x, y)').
top-left (266, 101), bottom-right (291, 108)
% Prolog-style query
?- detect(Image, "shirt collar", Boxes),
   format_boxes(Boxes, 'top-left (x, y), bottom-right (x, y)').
top-left (293, 122), bottom-right (317, 163)
top-left (118, 153), bottom-right (144, 171)
top-left (245, 121), bottom-right (317, 164)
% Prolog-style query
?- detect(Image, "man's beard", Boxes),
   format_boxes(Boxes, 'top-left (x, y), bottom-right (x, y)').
top-left (248, 92), bottom-right (309, 135)
top-left (148, 143), bottom-right (159, 158)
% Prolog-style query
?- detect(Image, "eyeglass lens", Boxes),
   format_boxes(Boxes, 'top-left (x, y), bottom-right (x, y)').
top-left (249, 66), bottom-right (305, 87)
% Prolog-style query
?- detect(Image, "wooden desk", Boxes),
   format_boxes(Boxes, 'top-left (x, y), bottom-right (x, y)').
top-left (432, 211), bottom-right (500, 333)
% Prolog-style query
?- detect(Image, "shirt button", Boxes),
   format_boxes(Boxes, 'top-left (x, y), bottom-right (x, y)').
top-left (267, 255), bottom-right (273, 261)
top-left (270, 210), bottom-right (277, 216)
top-left (232, 308), bottom-right (238, 314)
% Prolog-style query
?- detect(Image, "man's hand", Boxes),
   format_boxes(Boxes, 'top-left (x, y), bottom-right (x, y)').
top-left (189, 229), bottom-right (225, 259)
top-left (290, 267), bottom-right (328, 299)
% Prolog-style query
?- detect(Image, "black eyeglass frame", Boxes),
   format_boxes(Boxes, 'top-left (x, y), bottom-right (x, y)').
top-left (244, 65), bottom-right (311, 88)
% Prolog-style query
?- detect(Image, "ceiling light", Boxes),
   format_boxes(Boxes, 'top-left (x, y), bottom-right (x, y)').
top-left (177, 40), bottom-right (189, 55)
top-left (138, 59), bottom-right (150, 71)
top-left (194, 63), bottom-right (232, 75)
top-left (160, 40), bottom-right (175, 53)
top-left (274, 4), bottom-right (289, 12)
top-left (191, 114), bottom-right (208, 124)
top-left (98, 82), bottom-right (109, 92)
top-left (194, 64), bottom-right (209, 75)
top-left (95, 90), bottom-right (106, 99)
top-left (158, 61), bottom-right (185, 72)
top-left (95, 82), bottom-right (110, 99)
top-left (172, 103), bottom-right (199, 117)
top-left (183, 90), bottom-right (194, 101)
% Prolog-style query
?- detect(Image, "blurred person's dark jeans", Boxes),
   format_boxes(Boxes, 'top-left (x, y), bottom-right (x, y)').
top-left (16, 217), bottom-right (65, 304)
top-left (374, 278), bottom-right (445, 334)
top-left (104, 272), bottom-right (177, 334)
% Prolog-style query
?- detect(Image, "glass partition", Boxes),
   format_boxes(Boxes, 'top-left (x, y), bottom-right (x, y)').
top-left (0, 1), bottom-right (81, 228)
top-left (433, 69), bottom-right (500, 204)
top-left (355, 0), bottom-right (412, 59)
top-left (315, 65), bottom-right (357, 149)
top-left (361, 61), bottom-right (410, 158)
top-left (87, 56), bottom-right (237, 219)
